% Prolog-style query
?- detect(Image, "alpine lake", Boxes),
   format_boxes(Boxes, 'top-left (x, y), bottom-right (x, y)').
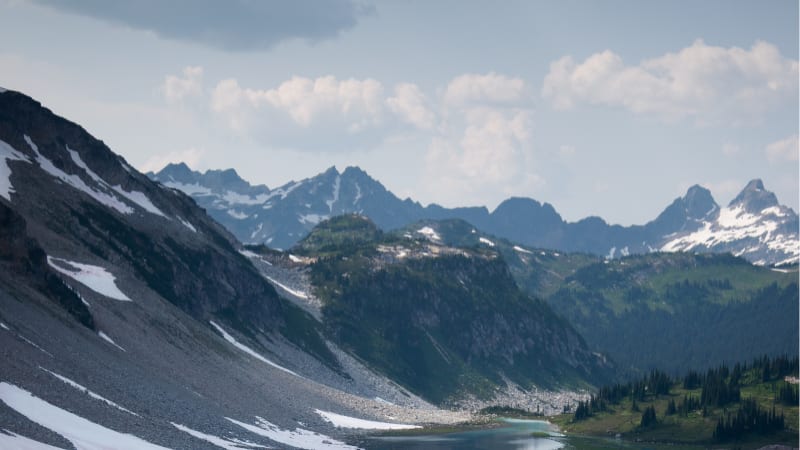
top-left (357, 418), bottom-right (709, 450)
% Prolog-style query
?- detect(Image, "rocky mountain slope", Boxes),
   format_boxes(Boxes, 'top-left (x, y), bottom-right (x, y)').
top-left (0, 89), bottom-right (476, 449)
top-left (403, 219), bottom-right (798, 377)
top-left (277, 215), bottom-right (614, 405)
top-left (150, 165), bottom-right (799, 266)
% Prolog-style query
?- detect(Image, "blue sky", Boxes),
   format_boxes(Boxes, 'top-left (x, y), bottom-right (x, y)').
top-left (1, 0), bottom-right (797, 225)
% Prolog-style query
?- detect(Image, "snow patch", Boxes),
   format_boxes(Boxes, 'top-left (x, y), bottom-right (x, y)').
top-left (417, 226), bottom-right (441, 242)
top-left (513, 245), bottom-right (532, 254)
top-left (209, 321), bottom-right (301, 378)
top-left (250, 223), bottom-right (263, 240)
top-left (0, 139), bottom-right (31, 201)
top-left (227, 209), bottom-right (249, 220)
top-left (171, 423), bottom-right (266, 450)
top-left (179, 218), bottom-right (197, 233)
top-left (478, 237), bottom-right (495, 247)
top-left (222, 190), bottom-right (272, 206)
top-left (265, 276), bottom-right (309, 300)
top-left (298, 213), bottom-right (328, 226)
top-left (0, 322), bottom-right (8, 331)
top-left (111, 186), bottom-right (166, 217)
top-left (98, 331), bottom-right (126, 352)
top-left (353, 182), bottom-right (362, 205)
top-left (47, 257), bottom-right (131, 301)
top-left (239, 249), bottom-right (272, 266)
top-left (0, 430), bottom-right (63, 450)
top-left (39, 367), bottom-right (137, 416)
top-left (0, 382), bottom-right (170, 450)
top-left (227, 416), bottom-right (357, 450)
top-left (315, 409), bottom-right (420, 430)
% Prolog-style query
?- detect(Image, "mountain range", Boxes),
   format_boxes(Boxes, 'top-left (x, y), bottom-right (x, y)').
top-left (150, 163), bottom-right (799, 266)
top-left (1, 87), bottom-right (797, 449)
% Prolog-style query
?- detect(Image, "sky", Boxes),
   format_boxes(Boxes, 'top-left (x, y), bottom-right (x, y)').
top-left (0, 0), bottom-right (797, 225)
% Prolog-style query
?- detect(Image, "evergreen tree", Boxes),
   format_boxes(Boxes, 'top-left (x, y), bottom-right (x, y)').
top-left (640, 405), bottom-right (657, 428)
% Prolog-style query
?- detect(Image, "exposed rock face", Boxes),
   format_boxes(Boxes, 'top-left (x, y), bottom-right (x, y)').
top-left (0, 201), bottom-right (94, 329)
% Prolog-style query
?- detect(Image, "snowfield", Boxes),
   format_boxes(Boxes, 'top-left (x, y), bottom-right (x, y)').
top-left (47, 257), bottom-right (132, 301)
top-left (0, 382), bottom-right (170, 450)
top-left (0, 429), bottom-right (63, 450)
top-left (660, 204), bottom-right (800, 264)
top-left (227, 416), bottom-right (358, 450)
top-left (171, 422), bottom-right (267, 450)
top-left (315, 409), bottom-right (421, 430)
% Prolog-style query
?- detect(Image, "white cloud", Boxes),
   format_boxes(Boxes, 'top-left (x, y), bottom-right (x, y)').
top-left (201, 71), bottom-right (543, 206)
top-left (162, 66), bottom-right (203, 103)
top-left (542, 40), bottom-right (799, 124)
top-left (765, 134), bottom-right (799, 163)
top-left (209, 75), bottom-right (390, 147)
top-left (386, 83), bottom-right (435, 130)
top-left (261, 76), bottom-right (384, 128)
top-left (444, 72), bottom-right (529, 107)
top-left (139, 148), bottom-right (205, 173)
top-left (421, 74), bottom-right (541, 207)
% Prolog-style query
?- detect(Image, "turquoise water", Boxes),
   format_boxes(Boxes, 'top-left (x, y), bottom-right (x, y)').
top-left (357, 419), bottom-right (709, 449)
top-left (359, 418), bottom-right (566, 449)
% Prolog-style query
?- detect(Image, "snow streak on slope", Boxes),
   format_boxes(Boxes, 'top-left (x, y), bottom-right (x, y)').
top-left (0, 382), bottom-right (171, 450)
top-left (24, 135), bottom-right (134, 215)
top-left (513, 245), bottom-right (533, 254)
top-left (227, 416), bottom-right (358, 450)
top-left (65, 144), bottom-right (166, 217)
top-left (39, 367), bottom-right (138, 416)
top-left (0, 139), bottom-right (31, 201)
top-left (327, 175), bottom-right (341, 212)
top-left (209, 321), bottom-right (301, 378)
top-left (47, 257), bottom-right (131, 301)
top-left (98, 331), bottom-right (126, 351)
top-left (171, 423), bottom-right (267, 450)
top-left (315, 409), bottom-right (420, 430)
top-left (265, 276), bottom-right (309, 300)
top-left (0, 429), bottom-right (63, 450)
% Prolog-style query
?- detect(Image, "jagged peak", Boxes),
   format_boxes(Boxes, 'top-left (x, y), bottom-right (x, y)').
top-left (729, 178), bottom-right (778, 212)
top-left (322, 165), bottom-right (340, 176)
top-left (682, 184), bottom-right (718, 219)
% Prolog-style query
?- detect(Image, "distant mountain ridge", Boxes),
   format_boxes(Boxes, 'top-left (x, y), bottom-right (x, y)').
top-left (150, 164), bottom-right (799, 266)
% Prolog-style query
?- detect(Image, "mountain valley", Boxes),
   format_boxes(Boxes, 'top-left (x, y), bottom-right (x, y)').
top-left (1, 88), bottom-right (797, 449)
